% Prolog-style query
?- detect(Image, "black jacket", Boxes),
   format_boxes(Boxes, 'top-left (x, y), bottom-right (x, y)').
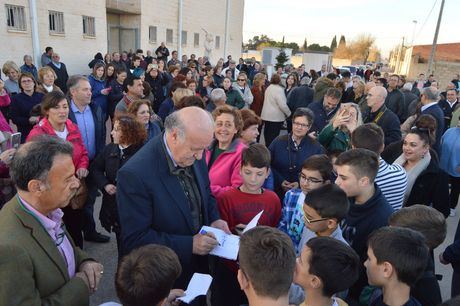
top-left (438, 99), bottom-right (459, 132)
top-left (405, 157), bottom-right (450, 217)
top-left (145, 73), bottom-right (168, 113)
top-left (108, 79), bottom-right (124, 119)
top-left (90, 143), bottom-right (142, 233)
top-left (364, 105), bottom-right (401, 146)
top-left (47, 62), bottom-right (69, 93)
top-left (421, 104), bottom-right (444, 155)
top-left (385, 88), bottom-right (406, 123)
top-left (287, 85), bottom-right (314, 112)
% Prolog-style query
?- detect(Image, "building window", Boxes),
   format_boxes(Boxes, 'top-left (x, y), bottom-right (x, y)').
top-left (166, 29), bottom-right (173, 44)
top-left (149, 26), bottom-right (157, 43)
top-left (194, 33), bottom-right (199, 47)
top-left (5, 4), bottom-right (26, 31)
top-left (82, 16), bottom-right (95, 37)
top-left (181, 30), bottom-right (187, 46)
top-left (49, 11), bottom-right (64, 34)
top-left (216, 35), bottom-right (221, 49)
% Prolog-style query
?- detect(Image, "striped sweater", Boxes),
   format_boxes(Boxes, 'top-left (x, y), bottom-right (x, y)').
top-left (375, 157), bottom-right (407, 211)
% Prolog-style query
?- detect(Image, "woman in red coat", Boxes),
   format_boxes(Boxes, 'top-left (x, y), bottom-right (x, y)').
top-left (27, 91), bottom-right (89, 247)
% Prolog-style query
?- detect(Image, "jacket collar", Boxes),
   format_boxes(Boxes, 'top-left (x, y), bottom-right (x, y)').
top-left (10, 196), bottom-right (70, 281)
top-left (208, 137), bottom-right (240, 154)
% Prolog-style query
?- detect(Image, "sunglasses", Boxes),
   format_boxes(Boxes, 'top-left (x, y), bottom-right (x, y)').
top-left (237, 79), bottom-right (246, 82)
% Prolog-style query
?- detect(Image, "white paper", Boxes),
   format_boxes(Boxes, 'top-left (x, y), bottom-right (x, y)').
top-left (177, 273), bottom-right (213, 304)
top-left (243, 210), bottom-right (264, 233)
top-left (199, 210), bottom-right (264, 260)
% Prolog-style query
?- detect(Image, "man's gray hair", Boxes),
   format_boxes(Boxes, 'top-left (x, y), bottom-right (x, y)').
top-left (422, 86), bottom-right (440, 101)
top-left (402, 82), bottom-right (413, 91)
top-left (164, 111), bottom-right (186, 140)
top-left (10, 135), bottom-right (73, 191)
top-left (210, 88), bottom-right (226, 103)
top-left (67, 75), bottom-right (89, 93)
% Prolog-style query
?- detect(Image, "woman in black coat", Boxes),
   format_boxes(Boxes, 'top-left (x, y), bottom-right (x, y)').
top-left (90, 114), bottom-right (146, 256)
top-left (393, 126), bottom-right (450, 217)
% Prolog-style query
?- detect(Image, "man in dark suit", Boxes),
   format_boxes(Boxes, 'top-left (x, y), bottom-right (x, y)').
top-left (67, 75), bottom-right (109, 245)
top-left (117, 107), bottom-right (229, 292)
top-left (420, 86), bottom-right (445, 155)
top-left (0, 136), bottom-right (103, 305)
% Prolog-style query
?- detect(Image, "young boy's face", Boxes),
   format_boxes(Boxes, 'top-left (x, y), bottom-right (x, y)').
top-left (302, 203), bottom-right (329, 233)
top-left (334, 165), bottom-right (361, 198)
top-left (299, 168), bottom-right (326, 194)
top-left (364, 247), bottom-right (385, 286)
top-left (240, 164), bottom-right (269, 193)
top-left (294, 245), bottom-right (313, 288)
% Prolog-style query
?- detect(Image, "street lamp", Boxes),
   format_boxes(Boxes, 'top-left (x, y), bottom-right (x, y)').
top-left (411, 20), bottom-right (417, 46)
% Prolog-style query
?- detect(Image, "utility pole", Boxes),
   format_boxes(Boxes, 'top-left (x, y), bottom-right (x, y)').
top-left (428, 0), bottom-right (445, 75)
top-left (394, 37), bottom-right (404, 74)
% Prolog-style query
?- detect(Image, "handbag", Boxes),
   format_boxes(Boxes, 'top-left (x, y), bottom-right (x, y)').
top-left (69, 178), bottom-right (88, 210)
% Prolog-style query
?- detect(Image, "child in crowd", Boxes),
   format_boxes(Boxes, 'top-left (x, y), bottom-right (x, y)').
top-left (365, 227), bottom-right (429, 306)
top-left (390, 205), bottom-right (446, 306)
top-left (298, 184), bottom-right (349, 249)
top-left (238, 226), bottom-right (296, 306)
top-left (212, 144), bottom-right (282, 306)
top-left (334, 148), bottom-right (394, 301)
top-left (100, 244), bottom-right (184, 306)
top-left (294, 236), bottom-right (360, 306)
top-left (278, 154), bottom-right (332, 253)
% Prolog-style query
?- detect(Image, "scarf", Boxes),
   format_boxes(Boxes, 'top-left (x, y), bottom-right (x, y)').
top-left (394, 151), bottom-right (431, 203)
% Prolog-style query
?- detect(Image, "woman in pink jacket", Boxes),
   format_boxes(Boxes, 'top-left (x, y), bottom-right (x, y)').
top-left (26, 91), bottom-right (89, 248)
top-left (206, 105), bottom-right (247, 197)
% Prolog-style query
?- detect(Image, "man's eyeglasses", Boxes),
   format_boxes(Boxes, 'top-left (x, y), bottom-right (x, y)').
top-left (302, 209), bottom-right (328, 224)
top-left (299, 174), bottom-right (324, 184)
top-left (292, 122), bottom-right (310, 129)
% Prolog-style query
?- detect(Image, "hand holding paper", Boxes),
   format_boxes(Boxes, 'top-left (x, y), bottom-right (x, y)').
top-left (177, 273), bottom-right (213, 304)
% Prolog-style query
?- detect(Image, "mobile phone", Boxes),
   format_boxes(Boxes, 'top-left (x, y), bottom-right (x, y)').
top-left (11, 132), bottom-right (21, 149)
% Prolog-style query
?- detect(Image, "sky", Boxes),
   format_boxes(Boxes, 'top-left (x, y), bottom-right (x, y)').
top-left (242, 0), bottom-right (459, 58)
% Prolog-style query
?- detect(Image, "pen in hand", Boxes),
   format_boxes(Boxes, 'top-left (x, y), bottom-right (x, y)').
top-left (200, 229), bottom-right (221, 246)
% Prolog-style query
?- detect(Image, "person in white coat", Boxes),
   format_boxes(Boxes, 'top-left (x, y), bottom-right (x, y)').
top-left (261, 74), bottom-right (291, 146)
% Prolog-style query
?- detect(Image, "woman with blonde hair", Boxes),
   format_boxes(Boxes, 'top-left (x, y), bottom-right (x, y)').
top-left (35, 66), bottom-right (63, 94)
top-left (2, 61), bottom-right (20, 94)
top-left (318, 102), bottom-right (363, 153)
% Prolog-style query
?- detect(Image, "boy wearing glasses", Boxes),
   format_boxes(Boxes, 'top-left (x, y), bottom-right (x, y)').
top-left (334, 148), bottom-right (393, 301)
top-left (278, 154), bottom-right (332, 254)
top-left (212, 144), bottom-right (281, 306)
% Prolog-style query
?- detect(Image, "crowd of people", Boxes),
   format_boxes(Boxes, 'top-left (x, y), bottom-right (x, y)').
top-left (0, 42), bottom-right (459, 306)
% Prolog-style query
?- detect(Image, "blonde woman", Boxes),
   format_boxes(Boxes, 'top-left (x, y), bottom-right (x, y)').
top-left (2, 61), bottom-right (20, 94)
top-left (318, 103), bottom-right (363, 153)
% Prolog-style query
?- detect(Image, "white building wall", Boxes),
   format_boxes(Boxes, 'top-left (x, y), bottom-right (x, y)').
top-left (0, 0), bottom-right (107, 76)
top-left (0, 0), bottom-right (243, 76)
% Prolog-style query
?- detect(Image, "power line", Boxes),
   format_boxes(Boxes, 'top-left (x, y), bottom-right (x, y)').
top-left (413, 0), bottom-right (438, 44)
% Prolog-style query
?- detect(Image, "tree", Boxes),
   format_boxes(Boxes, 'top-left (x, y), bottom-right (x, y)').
top-left (307, 44), bottom-right (331, 52)
top-left (275, 49), bottom-right (289, 69)
top-left (339, 35), bottom-right (346, 46)
top-left (348, 33), bottom-right (376, 64)
top-left (301, 38), bottom-right (308, 52)
top-left (330, 35), bottom-right (337, 51)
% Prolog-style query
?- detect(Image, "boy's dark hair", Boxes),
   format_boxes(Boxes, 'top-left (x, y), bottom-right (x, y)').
top-left (239, 226), bottom-right (295, 299)
top-left (241, 143), bottom-right (271, 169)
top-left (335, 148), bottom-right (379, 182)
top-left (388, 204), bottom-right (446, 249)
top-left (304, 184), bottom-right (349, 222)
top-left (367, 227), bottom-right (429, 287)
top-left (341, 71), bottom-right (351, 79)
top-left (115, 244), bottom-right (182, 306)
top-left (306, 237), bottom-right (360, 297)
top-left (351, 123), bottom-right (384, 154)
top-left (302, 154), bottom-right (333, 181)
top-left (123, 75), bottom-right (141, 93)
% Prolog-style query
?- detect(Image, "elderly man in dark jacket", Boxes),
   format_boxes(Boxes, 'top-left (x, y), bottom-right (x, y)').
top-left (401, 82), bottom-right (418, 117)
top-left (364, 86), bottom-right (401, 146)
top-left (385, 74), bottom-right (406, 123)
top-left (420, 86), bottom-right (445, 155)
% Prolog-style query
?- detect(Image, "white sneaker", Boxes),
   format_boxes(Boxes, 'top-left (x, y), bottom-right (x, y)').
top-left (450, 208), bottom-right (456, 217)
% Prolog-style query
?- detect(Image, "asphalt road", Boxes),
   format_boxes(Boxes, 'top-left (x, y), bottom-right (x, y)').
top-left (85, 194), bottom-right (459, 306)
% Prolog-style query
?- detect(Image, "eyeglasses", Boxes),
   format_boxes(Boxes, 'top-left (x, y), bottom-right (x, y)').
top-left (299, 173), bottom-right (324, 184)
top-left (21, 79), bottom-right (34, 84)
top-left (292, 122), bottom-right (310, 129)
top-left (237, 79), bottom-right (246, 82)
top-left (302, 209), bottom-right (328, 224)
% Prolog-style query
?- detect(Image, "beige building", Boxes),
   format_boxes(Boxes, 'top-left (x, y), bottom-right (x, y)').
top-left (1, 0), bottom-right (244, 75)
